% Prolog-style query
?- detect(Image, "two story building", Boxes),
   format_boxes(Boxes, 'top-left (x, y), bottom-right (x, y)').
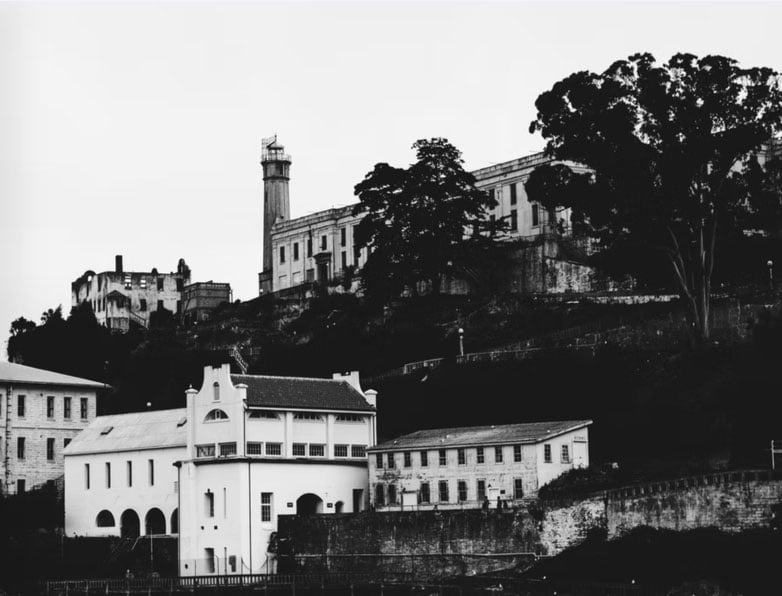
top-left (64, 365), bottom-right (377, 575)
top-left (0, 361), bottom-right (102, 494)
top-left (367, 420), bottom-right (591, 511)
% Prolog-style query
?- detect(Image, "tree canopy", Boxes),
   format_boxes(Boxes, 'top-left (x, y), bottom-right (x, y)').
top-left (527, 52), bottom-right (782, 341)
top-left (353, 138), bottom-right (501, 301)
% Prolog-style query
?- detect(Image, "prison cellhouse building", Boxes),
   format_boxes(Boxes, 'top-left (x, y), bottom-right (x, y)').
top-left (367, 420), bottom-right (591, 511)
top-left (64, 364), bottom-right (378, 575)
top-left (0, 361), bottom-right (102, 495)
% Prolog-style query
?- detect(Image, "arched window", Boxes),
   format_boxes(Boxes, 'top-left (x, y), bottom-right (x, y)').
top-left (204, 409), bottom-right (229, 422)
top-left (96, 510), bottom-right (115, 527)
top-left (213, 382), bottom-right (220, 401)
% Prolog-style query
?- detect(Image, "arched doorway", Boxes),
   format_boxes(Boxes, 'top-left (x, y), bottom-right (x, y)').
top-left (296, 493), bottom-right (323, 515)
top-left (170, 508), bottom-right (178, 534)
top-left (334, 501), bottom-right (344, 514)
top-left (145, 508), bottom-right (166, 535)
top-left (96, 510), bottom-right (115, 527)
top-left (120, 509), bottom-right (140, 539)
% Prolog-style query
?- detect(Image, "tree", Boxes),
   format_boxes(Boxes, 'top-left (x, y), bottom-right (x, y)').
top-left (527, 53), bottom-right (782, 341)
top-left (353, 138), bottom-right (501, 301)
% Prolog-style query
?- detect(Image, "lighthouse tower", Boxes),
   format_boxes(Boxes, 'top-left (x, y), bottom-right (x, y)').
top-left (259, 136), bottom-right (291, 294)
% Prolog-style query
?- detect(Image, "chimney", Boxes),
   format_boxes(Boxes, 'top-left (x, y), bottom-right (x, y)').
top-left (332, 371), bottom-right (362, 393)
top-left (364, 389), bottom-right (377, 409)
top-left (115, 255), bottom-right (123, 274)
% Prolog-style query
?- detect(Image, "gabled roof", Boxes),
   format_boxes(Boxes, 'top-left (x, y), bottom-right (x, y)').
top-left (0, 361), bottom-right (106, 389)
top-left (64, 408), bottom-right (187, 455)
top-left (231, 374), bottom-right (373, 412)
top-left (368, 420), bottom-right (592, 452)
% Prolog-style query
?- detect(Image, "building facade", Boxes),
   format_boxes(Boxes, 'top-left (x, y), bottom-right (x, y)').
top-left (0, 361), bottom-right (102, 495)
top-left (367, 420), bottom-right (591, 511)
top-left (181, 282), bottom-right (232, 325)
top-left (64, 365), bottom-right (378, 575)
top-left (72, 255), bottom-right (191, 331)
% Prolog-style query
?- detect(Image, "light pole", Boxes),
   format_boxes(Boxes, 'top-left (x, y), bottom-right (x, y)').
top-left (768, 259), bottom-right (774, 290)
top-left (458, 328), bottom-right (464, 357)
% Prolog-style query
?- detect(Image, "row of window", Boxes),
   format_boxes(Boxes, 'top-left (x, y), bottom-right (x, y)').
top-left (375, 443), bottom-right (570, 468)
top-left (375, 478), bottom-right (524, 506)
top-left (245, 411), bottom-right (364, 423)
top-left (203, 490), bottom-right (273, 523)
top-left (8, 395), bottom-right (89, 420)
top-left (14, 436), bottom-right (71, 460)
top-left (195, 442), bottom-right (367, 459)
top-left (84, 459), bottom-right (155, 489)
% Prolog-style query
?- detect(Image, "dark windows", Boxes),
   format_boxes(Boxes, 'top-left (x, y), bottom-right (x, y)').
top-left (403, 452), bottom-right (411, 467)
top-left (292, 443), bottom-right (306, 457)
top-left (510, 210), bottom-right (518, 231)
top-left (321, 235), bottom-right (327, 250)
top-left (127, 461), bottom-right (133, 486)
top-left (420, 482), bottom-right (430, 503)
top-left (213, 382), bottom-right (220, 401)
top-left (105, 462), bottom-right (111, 488)
top-left (341, 251), bottom-right (347, 269)
top-left (205, 491), bottom-right (214, 517)
top-left (388, 485), bottom-right (397, 504)
top-left (17, 437), bottom-right (24, 459)
top-left (514, 478), bottom-right (524, 499)
top-left (376, 453), bottom-right (384, 468)
top-left (157, 277), bottom-right (164, 291)
top-left (351, 445), bottom-right (366, 458)
top-left (510, 184), bottom-right (517, 205)
top-left (387, 453), bottom-right (395, 469)
top-left (420, 451), bottom-right (428, 467)
top-left (149, 459), bottom-right (155, 485)
top-left (375, 484), bottom-right (385, 506)
top-left (544, 444), bottom-right (552, 463)
top-left (261, 493), bottom-right (272, 522)
top-left (514, 444), bottom-right (522, 462)
top-left (439, 449), bottom-right (447, 466)
top-left (85, 463), bottom-right (90, 489)
top-left (279, 246), bottom-right (286, 264)
top-left (17, 479), bottom-right (25, 494)
top-left (340, 228), bottom-right (346, 247)
top-left (140, 298), bottom-right (147, 311)
top-left (64, 438), bottom-right (71, 448)
top-left (47, 438), bottom-right (55, 460)
top-left (196, 444), bottom-right (215, 458)
top-left (17, 395), bottom-right (25, 417)
top-left (265, 443), bottom-right (281, 456)
top-left (477, 479), bottom-right (486, 501)
top-left (457, 480), bottom-right (468, 502)
top-left (561, 444), bottom-right (570, 463)
top-left (47, 396), bottom-right (55, 418)
top-left (495, 446), bottom-right (503, 463)
top-left (438, 480), bottom-right (449, 502)
top-left (307, 238), bottom-right (313, 257)
top-left (532, 204), bottom-right (540, 227)
top-left (176, 278), bottom-right (183, 292)
top-left (157, 300), bottom-right (164, 311)
top-left (220, 442), bottom-right (237, 456)
top-left (293, 242), bottom-right (299, 261)
top-left (457, 448), bottom-right (466, 465)
top-left (80, 398), bottom-right (88, 420)
top-left (476, 447), bottom-right (484, 464)
top-left (309, 444), bottom-right (325, 457)
top-left (335, 444), bottom-right (348, 457)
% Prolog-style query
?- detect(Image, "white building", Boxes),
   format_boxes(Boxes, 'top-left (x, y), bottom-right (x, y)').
top-left (64, 364), bottom-right (377, 575)
top-left (367, 420), bottom-right (591, 511)
top-left (0, 361), bottom-right (103, 495)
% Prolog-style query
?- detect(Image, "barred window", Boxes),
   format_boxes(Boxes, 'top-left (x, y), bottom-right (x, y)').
top-left (309, 444), bottom-right (325, 457)
top-left (196, 444), bottom-right (215, 458)
top-left (266, 443), bottom-right (282, 456)
top-left (476, 447), bottom-right (484, 464)
top-left (514, 444), bottom-right (522, 462)
top-left (334, 444), bottom-right (349, 457)
top-left (495, 446), bottom-right (503, 463)
top-left (219, 442), bottom-right (237, 456)
top-left (247, 442), bottom-right (264, 455)
top-left (403, 452), bottom-right (411, 467)
top-left (292, 443), bottom-right (306, 457)
top-left (351, 445), bottom-right (367, 458)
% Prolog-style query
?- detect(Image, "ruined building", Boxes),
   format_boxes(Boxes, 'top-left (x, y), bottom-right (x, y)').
top-left (72, 255), bottom-right (191, 331)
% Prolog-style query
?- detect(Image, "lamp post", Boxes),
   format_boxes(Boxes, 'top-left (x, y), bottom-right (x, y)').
top-left (458, 328), bottom-right (464, 357)
top-left (768, 259), bottom-right (775, 290)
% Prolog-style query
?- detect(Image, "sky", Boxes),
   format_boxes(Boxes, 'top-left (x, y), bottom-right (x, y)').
top-left (3, 0), bottom-right (782, 358)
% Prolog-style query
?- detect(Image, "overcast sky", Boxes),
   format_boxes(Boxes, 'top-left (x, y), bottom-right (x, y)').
top-left (3, 0), bottom-right (782, 359)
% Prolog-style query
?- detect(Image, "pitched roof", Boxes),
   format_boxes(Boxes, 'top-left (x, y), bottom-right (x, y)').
top-left (368, 420), bottom-right (592, 452)
top-left (64, 408), bottom-right (187, 455)
top-left (0, 361), bottom-right (105, 389)
top-left (231, 374), bottom-right (373, 412)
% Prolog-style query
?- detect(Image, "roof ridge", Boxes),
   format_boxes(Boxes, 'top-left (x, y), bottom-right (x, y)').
top-left (231, 374), bottom-right (348, 384)
top-left (406, 419), bottom-right (592, 435)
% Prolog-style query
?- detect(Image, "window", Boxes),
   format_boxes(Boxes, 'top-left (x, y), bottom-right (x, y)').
top-left (204, 548), bottom-right (215, 574)
top-left (47, 396), bottom-right (55, 418)
top-left (388, 485), bottom-right (397, 504)
top-left (420, 482), bottom-right (430, 503)
top-left (148, 459), bottom-right (155, 485)
top-left (335, 444), bottom-right (348, 457)
top-left (265, 443), bottom-right (282, 456)
top-left (176, 279), bottom-right (183, 292)
top-left (457, 448), bottom-right (466, 465)
top-left (544, 444), bottom-right (552, 463)
top-left (196, 444), bottom-right (216, 458)
top-left (438, 480), bottom-right (449, 503)
top-left (375, 453), bottom-right (384, 468)
top-left (510, 210), bottom-right (518, 231)
top-left (387, 453), bottom-right (395, 469)
top-left (205, 491), bottom-right (215, 517)
top-left (510, 184), bottom-right (517, 205)
top-left (532, 204), bottom-right (540, 227)
top-left (439, 449), bottom-right (446, 466)
top-left (17, 395), bottom-right (25, 418)
top-left (341, 251), bottom-right (347, 269)
top-left (309, 444), bottom-right (325, 457)
top-left (64, 438), bottom-right (71, 448)
top-left (477, 479), bottom-right (486, 501)
top-left (420, 451), bottom-right (428, 467)
top-left (249, 411), bottom-right (278, 419)
top-left (157, 277), bottom-right (164, 291)
top-left (279, 246), bottom-right (286, 264)
top-left (261, 492), bottom-right (273, 522)
top-left (403, 452), bottom-right (411, 467)
top-left (514, 445), bottom-right (522, 462)
top-left (305, 268), bottom-right (315, 282)
top-left (293, 413), bottom-right (322, 421)
top-left (561, 444), bottom-right (570, 463)
top-left (321, 235), bottom-right (327, 250)
top-left (292, 443), bottom-right (306, 457)
top-left (458, 480), bottom-right (468, 502)
top-left (17, 479), bottom-right (25, 494)
top-left (96, 510), bottom-right (115, 527)
top-left (212, 381), bottom-right (220, 401)
top-left (219, 442), bottom-right (237, 457)
top-left (336, 414), bottom-right (362, 422)
top-left (157, 300), bottom-right (164, 311)
top-left (124, 274), bottom-right (132, 289)
top-left (476, 447), bottom-right (484, 464)
top-left (293, 242), bottom-right (299, 261)
top-left (140, 277), bottom-right (147, 290)
top-left (47, 438), bottom-right (55, 460)
top-left (307, 238), bottom-right (313, 257)
top-left (17, 437), bottom-right (24, 459)
top-left (85, 463), bottom-right (90, 489)
top-left (340, 228), bottom-right (346, 247)
top-left (247, 442), bottom-right (263, 455)
top-left (64, 396), bottom-right (71, 419)
top-left (140, 298), bottom-right (147, 311)
top-left (375, 484), bottom-right (385, 506)
top-left (105, 462), bottom-right (111, 488)
top-left (351, 445), bottom-right (366, 458)
top-left (488, 188), bottom-right (495, 203)
top-left (514, 478), bottom-right (524, 499)
top-left (80, 398), bottom-right (88, 420)
top-left (495, 446), bottom-right (503, 463)
top-left (204, 409), bottom-right (229, 422)
top-left (353, 245), bottom-right (360, 266)
top-left (126, 461), bottom-right (133, 486)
